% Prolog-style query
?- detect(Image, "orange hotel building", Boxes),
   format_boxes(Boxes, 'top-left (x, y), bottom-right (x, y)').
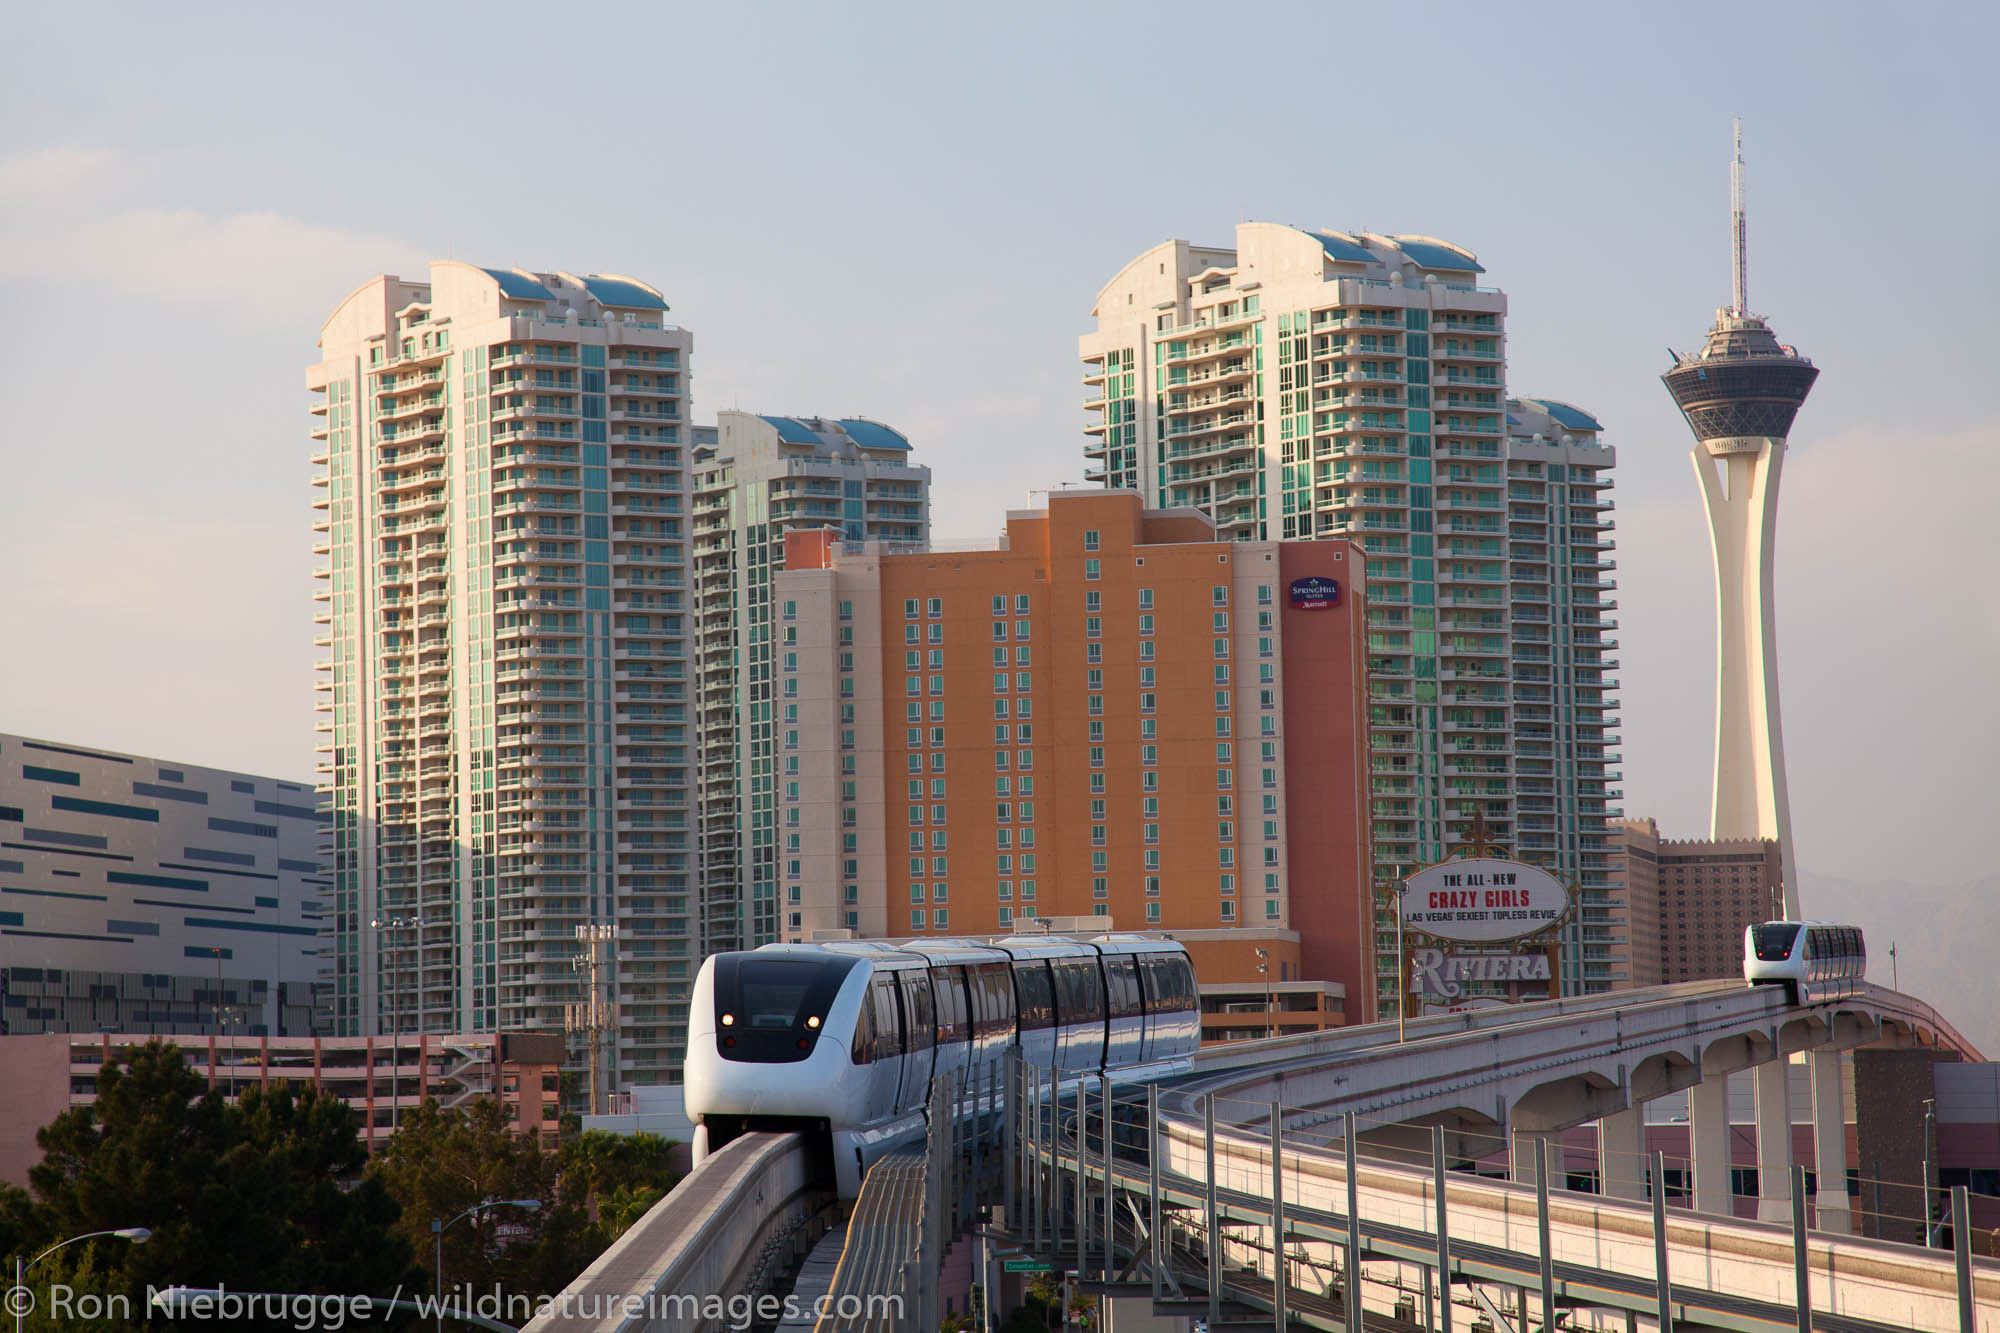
top-left (770, 490), bottom-right (1377, 1022)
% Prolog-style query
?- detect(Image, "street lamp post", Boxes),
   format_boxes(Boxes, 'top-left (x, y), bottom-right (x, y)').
top-left (432, 1201), bottom-right (541, 1333)
top-left (1254, 948), bottom-right (1272, 1041)
top-left (1922, 1096), bottom-right (1937, 1245)
top-left (16, 1229), bottom-right (150, 1333)
top-left (370, 915), bottom-right (422, 1137)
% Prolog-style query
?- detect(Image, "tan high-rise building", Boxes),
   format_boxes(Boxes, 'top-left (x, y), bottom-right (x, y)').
top-left (309, 264), bottom-right (696, 1094)
top-left (1081, 225), bottom-right (1622, 1009)
top-left (691, 412), bottom-right (930, 955)
top-left (1608, 817), bottom-right (1782, 985)
top-left (770, 489), bottom-right (1374, 1019)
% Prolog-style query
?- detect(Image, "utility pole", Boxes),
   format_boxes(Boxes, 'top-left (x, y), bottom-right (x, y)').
top-left (568, 924), bottom-right (617, 1117)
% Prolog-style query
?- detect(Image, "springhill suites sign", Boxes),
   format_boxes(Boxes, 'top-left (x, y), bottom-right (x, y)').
top-left (1288, 576), bottom-right (1340, 609)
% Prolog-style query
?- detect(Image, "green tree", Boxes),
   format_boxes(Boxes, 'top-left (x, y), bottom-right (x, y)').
top-left (366, 1097), bottom-right (577, 1301)
top-left (8, 1040), bottom-right (418, 1330)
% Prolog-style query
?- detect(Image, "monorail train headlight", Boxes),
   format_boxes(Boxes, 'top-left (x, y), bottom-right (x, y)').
top-left (720, 1013), bottom-right (735, 1026)
top-left (806, 1015), bottom-right (821, 1029)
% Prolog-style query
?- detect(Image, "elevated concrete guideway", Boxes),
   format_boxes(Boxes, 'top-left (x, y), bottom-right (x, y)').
top-left (526, 980), bottom-right (1986, 1331)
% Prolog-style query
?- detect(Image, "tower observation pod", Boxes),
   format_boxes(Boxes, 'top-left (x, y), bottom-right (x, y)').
top-left (1661, 121), bottom-right (1817, 918)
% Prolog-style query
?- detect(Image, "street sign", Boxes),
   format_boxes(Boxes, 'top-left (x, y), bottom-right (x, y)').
top-left (1002, 1258), bottom-right (1053, 1273)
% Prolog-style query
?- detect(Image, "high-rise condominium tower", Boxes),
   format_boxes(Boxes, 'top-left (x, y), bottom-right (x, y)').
top-left (692, 412), bottom-right (930, 952)
top-left (1082, 226), bottom-right (1622, 1007)
top-left (309, 264), bottom-right (695, 1090)
top-left (1661, 125), bottom-right (1816, 917)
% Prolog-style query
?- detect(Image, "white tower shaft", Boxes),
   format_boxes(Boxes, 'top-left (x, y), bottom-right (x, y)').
top-left (1692, 438), bottom-right (1799, 918)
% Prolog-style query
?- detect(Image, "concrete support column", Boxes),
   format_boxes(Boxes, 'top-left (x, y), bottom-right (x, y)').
top-left (1691, 1075), bottom-right (1732, 1215)
top-left (1511, 1128), bottom-right (1555, 1186)
top-left (1810, 1049), bottom-right (1852, 1235)
top-left (1754, 1059), bottom-right (1794, 1223)
top-left (1599, 1106), bottom-right (1646, 1202)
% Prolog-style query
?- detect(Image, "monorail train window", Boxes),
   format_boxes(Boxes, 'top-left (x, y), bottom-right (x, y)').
top-left (932, 966), bottom-right (968, 1043)
top-left (973, 962), bottom-right (1013, 1036)
top-left (1140, 954), bottom-right (1197, 1012)
top-left (714, 953), bottom-right (860, 1063)
top-left (1752, 924), bottom-right (1801, 961)
top-left (1053, 959), bottom-right (1105, 1024)
top-left (1102, 956), bottom-right (1143, 1020)
top-left (850, 991), bottom-right (876, 1065)
top-left (1012, 960), bottom-right (1055, 1030)
top-left (868, 975), bottom-right (903, 1063)
top-left (900, 971), bottom-right (935, 1051)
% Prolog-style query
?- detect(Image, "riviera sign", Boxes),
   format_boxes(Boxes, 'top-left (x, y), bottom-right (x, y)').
top-left (1400, 857), bottom-right (1570, 944)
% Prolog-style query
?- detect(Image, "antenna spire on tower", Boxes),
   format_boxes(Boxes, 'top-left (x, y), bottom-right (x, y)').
top-left (1731, 118), bottom-right (1747, 316)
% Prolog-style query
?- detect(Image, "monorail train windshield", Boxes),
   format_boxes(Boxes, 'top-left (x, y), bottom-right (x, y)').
top-left (1752, 923), bottom-right (1802, 960)
top-left (712, 953), bottom-right (860, 1062)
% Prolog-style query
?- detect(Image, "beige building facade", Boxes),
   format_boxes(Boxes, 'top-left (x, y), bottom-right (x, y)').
top-left (1608, 816), bottom-right (1781, 985)
top-left (1081, 226), bottom-right (1621, 1009)
top-left (309, 264), bottom-right (696, 1089)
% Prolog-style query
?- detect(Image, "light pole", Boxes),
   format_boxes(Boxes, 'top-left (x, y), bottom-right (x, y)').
top-left (16, 1228), bottom-right (150, 1333)
top-left (432, 1200), bottom-right (541, 1333)
top-left (1921, 1096), bottom-right (1937, 1245)
top-left (1254, 948), bottom-right (1271, 1041)
top-left (1393, 869), bottom-right (1408, 1044)
top-left (370, 915), bottom-right (422, 1136)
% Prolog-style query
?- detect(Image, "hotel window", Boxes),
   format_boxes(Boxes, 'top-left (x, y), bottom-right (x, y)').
top-left (912, 909), bottom-right (926, 929)
top-left (1021, 880), bottom-right (1036, 900)
top-left (1145, 876), bottom-right (1160, 897)
top-left (911, 883), bottom-right (927, 904)
top-left (1091, 852), bottom-right (1107, 872)
top-left (1146, 902), bottom-right (1161, 924)
top-left (927, 597), bottom-right (942, 618)
top-left (992, 595), bottom-right (1007, 614)
top-left (1138, 614), bottom-right (1154, 635)
top-left (1015, 620), bottom-right (1031, 640)
top-left (928, 623), bottom-right (943, 644)
top-left (1087, 617), bottom-right (1101, 638)
top-left (999, 906), bottom-right (1013, 924)
top-left (993, 620), bottom-right (1007, 641)
top-left (1220, 901), bottom-right (1236, 922)
top-left (933, 883), bottom-right (948, 903)
top-left (1144, 823), bottom-right (1159, 844)
top-left (1084, 529), bottom-right (1100, 552)
top-left (1014, 595), bottom-right (1030, 613)
top-left (1213, 586), bottom-right (1228, 606)
top-left (1265, 873), bottom-right (1280, 894)
top-left (993, 672), bottom-right (1009, 694)
top-left (1138, 589), bottom-right (1154, 610)
top-left (1213, 637), bottom-right (1229, 658)
top-left (1142, 744), bottom-right (1157, 766)
top-left (905, 599), bottom-right (919, 618)
top-left (1015, 645), bottom-right (1031, 666)
top-left (998, 881), bottom-right (1013, 900)
top-left (1258, 585), bottom-right (1273, 606)
top-left (1142, 771), bottom-right (1158, 792)
top-left (1092, 878), bottom-right (1108, 898)
top-left (1085, 560), bottom-right (1101, 582)
top-left (1089, 746), bottom-right (1105, 769)
top-left (1139, 640), bottom-right (1153, 661)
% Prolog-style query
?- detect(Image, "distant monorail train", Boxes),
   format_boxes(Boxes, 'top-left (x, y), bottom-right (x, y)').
top-left (684, 935), bottom-right (1201, 1196)
top-left (1743, 920), bottom-right (1866, 1005)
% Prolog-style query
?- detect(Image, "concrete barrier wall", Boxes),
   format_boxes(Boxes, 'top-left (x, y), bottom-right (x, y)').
top-left (1159, 1118), bottom-right (2000, 1331)
top-left (523, 1131), bottom-right (825, 1333)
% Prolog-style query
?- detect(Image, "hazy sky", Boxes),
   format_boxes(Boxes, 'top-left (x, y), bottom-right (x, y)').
top-left (2, 3), bottom-right (1994, 891)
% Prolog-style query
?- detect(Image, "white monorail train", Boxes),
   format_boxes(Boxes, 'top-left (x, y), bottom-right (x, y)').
top-left (1743, 920), bottom-right (1866, 1005)
top-left (684, 935), bottom-right (1201, 1196)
